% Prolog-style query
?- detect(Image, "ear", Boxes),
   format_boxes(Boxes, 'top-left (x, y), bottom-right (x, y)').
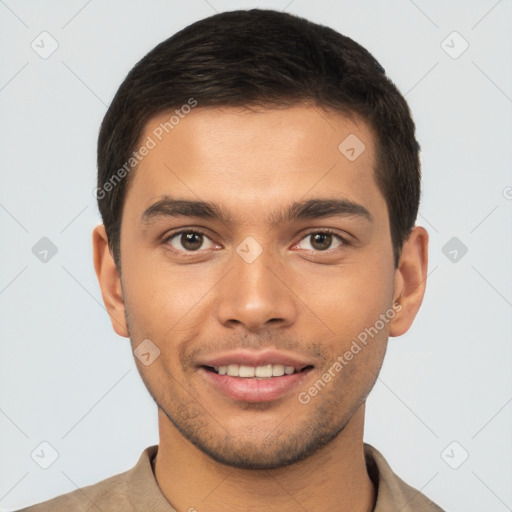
top-left (389, 226), bottom-right (429, 337)
top-left (92, 224), bottom-right (129, 338)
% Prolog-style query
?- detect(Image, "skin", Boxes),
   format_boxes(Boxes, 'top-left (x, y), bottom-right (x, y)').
top-left (93, 104), bottom-right (428, 512)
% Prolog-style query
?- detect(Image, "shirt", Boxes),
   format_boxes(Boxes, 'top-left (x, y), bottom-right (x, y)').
top-left (17, 443), bottom-right (445, 511)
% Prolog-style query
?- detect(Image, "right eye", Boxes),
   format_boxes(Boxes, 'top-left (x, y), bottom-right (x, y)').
top-left (164, 229), bottom-right (218, 253)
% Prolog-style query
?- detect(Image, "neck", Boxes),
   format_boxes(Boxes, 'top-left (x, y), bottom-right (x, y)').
top-left (153, 403), bottom-right (376, 512)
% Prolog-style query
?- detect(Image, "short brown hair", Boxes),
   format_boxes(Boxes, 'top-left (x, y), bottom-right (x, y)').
top-left (97, 8), bottom-right (421, 268)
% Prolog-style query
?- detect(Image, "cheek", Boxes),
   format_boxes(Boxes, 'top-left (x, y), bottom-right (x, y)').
top-left (313, 261), bottom-right (394, 335)
top-left (122, 257), bottom-right (215, 343)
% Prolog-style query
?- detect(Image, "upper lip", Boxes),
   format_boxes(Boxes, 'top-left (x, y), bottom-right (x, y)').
top-left (197, 349), bottom-right (314, 371)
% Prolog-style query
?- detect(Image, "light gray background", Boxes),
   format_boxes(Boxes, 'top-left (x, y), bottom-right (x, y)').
top-left (1, 1), bottom-right (511, 511)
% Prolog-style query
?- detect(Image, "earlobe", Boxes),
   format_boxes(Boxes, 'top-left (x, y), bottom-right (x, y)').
top-left (92, 224), bottom-right (129, 338)
top-left (389, 226), bottom-right (429, 337)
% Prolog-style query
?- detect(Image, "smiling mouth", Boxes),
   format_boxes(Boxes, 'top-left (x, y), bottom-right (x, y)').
top-left (203, 363), bottom-right (314, 378)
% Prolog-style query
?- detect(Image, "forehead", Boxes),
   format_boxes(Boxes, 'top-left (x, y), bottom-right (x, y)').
top-left (123, 105), bottom-right (386, 227)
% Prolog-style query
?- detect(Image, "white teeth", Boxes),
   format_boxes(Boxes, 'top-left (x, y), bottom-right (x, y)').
top-left (272, 364), bottom-right (285, 376)
top-left (239, 365), bottom-right (255, 377)
top-left (255, 364), bottom-right (273, 378)
top-left (214, 364), bottom-right (299, 378)
top-left (227, 364), bottom-right (239, 377)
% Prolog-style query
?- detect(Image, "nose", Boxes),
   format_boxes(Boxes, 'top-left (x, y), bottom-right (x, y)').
top-left (215, 241), bottom-right (298, 333)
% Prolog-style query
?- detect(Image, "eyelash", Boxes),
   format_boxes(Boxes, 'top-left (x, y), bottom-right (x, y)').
top-left (163, 228), bottom-right (349, 254)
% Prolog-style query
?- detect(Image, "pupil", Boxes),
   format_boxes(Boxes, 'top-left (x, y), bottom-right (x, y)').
top-left (312, 233), bottom-right (331, 250)
top-left (182, 233), bottom-right (202, 250)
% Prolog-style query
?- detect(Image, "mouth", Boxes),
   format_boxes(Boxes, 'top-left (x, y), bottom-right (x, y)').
top-left (197, 350), bottom-right (315, 403)
top-left (202, 363), bottom-right (313, 378)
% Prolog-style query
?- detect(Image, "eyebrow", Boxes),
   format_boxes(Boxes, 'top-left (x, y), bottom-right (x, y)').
top-left (141, 194), bottom-right (373, 228)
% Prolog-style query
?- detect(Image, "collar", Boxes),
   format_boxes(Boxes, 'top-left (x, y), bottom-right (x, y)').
top-left (126, 443), bottom-right (442, 511)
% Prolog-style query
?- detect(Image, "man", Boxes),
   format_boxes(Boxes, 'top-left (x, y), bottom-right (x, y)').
top-left (20, 8), bottom-right (444, 512)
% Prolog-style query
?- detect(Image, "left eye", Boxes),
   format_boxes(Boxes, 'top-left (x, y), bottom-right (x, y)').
top-left (296, 231), bottom-right (345, 252)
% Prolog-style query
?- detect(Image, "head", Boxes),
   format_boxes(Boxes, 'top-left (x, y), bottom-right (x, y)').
top-left (93, 9), bottom-right (428, 469)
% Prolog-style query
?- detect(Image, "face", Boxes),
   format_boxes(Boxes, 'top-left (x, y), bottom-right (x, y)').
top-left (104, 105), bottom-right (411, 469)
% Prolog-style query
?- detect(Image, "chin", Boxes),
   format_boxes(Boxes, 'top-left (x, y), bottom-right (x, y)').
top-left (164, 403), bottom-right (347, 470)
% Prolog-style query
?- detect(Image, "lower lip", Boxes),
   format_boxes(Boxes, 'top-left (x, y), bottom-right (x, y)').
top-left (199, 367), bottom-right (312, 403)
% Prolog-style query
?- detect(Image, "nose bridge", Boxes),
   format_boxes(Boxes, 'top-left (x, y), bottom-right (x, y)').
top-left (215, 234), bottom-right (296, 331)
